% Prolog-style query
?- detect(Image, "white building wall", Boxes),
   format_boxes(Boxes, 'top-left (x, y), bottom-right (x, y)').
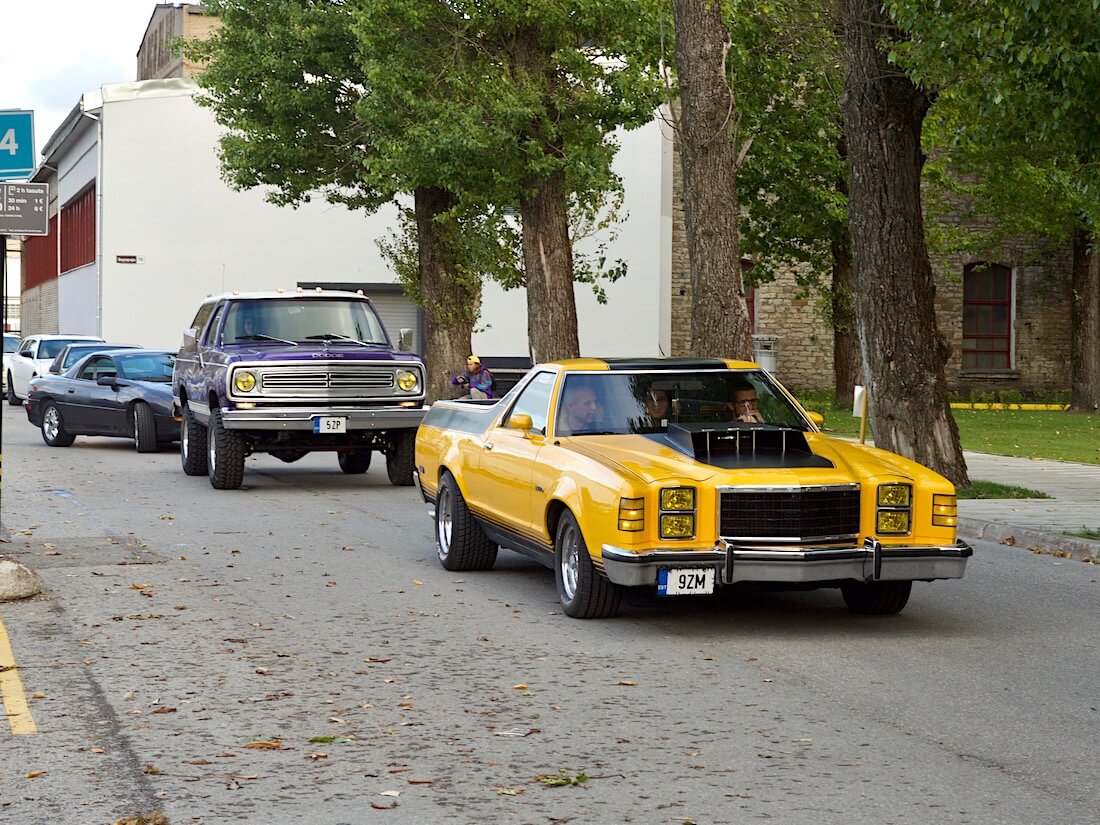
top-left (94, 80), bottom-right (401, 350)
top-left (52, 79), bottom-right (671, 359)
top-left (474, 115), bottom-right (670, 359)
top-left (57, 265), bottom-right (98, 335)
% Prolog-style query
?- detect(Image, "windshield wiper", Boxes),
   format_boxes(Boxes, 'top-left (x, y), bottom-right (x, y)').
top-left (305, 333), bottom-right (388, 346)
top-left (234, 334), bottom-right (298, 346)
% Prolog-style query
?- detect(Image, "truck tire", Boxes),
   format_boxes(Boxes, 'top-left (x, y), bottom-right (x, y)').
top-left (840, 580), bottom-right (912, 615)
top-left (385, 430), bottom-right (416, 486)
top-left (338, 449), bottom-right (372, 474)
top-left (435, 472), bottom-right (497, 571)
top-left (133, 402), bottom-right (158, 453)
top-left (555, 510), bottom-right (623, 619)
top-left (180, 404), bottom-right (208, 476)
top-left (7, 374), bottom-right (19, 406)
top-left (207, 406), bottom-right (245, 490)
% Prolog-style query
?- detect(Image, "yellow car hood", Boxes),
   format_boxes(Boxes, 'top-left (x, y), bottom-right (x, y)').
top-left (565, 432), bottom-right (928, 485)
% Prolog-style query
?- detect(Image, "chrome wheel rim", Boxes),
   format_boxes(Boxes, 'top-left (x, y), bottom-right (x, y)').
top-left (436, 485), bottom-right (452, 560)
top-left (43, 407), bottom-right (60, 442)
top-left (208, 423), bottom-right (217, 474)
top-left (560, 522), bottom-right (579, 601)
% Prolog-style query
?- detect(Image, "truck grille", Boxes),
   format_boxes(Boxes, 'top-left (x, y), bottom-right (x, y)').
top-left (719, 486), bottom-right (860, 543)
top-left (257, 366), bottom-right (396, 398)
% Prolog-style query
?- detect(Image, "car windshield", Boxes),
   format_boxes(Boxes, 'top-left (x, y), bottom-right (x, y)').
top-left (555, 370), bottom-right (811, 436)
top-left (222, 299), bottom-right (390, 346)
top-left (39, 339), bottom-right (98, 359)
top-left (116, 353), bottom-right (175, 382)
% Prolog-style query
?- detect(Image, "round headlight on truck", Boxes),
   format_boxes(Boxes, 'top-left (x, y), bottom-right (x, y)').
top-left (234, 370), bottom-right (257, 392)
top-left (397, 370), bottom-right (419, 392)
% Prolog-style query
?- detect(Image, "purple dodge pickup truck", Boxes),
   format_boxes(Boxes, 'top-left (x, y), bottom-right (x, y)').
top-left (172, 290), bottom-right (426, 489)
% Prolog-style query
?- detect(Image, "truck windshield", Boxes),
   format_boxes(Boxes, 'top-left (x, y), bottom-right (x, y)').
top-left (222, 298), bottom-right (390, 345)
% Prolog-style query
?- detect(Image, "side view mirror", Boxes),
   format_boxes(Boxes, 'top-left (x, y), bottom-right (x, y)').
top-left (805, 410), bottom-right (825, 428)
top-left (97, 375), bottom-right (121, 389)
top-left (509, 413), bottom-right (533, 433)
top-left (398, 328), bottom-right (413, 352)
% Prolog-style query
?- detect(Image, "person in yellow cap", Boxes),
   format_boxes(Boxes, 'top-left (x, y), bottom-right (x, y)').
top-left (450, 355), bottom-right (496, 399)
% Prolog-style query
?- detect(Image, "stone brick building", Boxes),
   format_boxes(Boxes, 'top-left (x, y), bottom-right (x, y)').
top-left (668, 146), bottom-right (1075, 396)
top-left (137, 3), bottom-right (220, 81)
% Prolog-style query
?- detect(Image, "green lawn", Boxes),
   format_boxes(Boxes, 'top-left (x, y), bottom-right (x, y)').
top-left (805, 400), bottom-right (1100, 465)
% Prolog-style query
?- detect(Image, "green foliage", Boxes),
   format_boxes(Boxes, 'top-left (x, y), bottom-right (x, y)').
top-left (729, 0), bottom-right (847, 291)
top-left (536, 769), bottom-right (589, 787)
top-left (956, 480), bottom-right (1049, 500)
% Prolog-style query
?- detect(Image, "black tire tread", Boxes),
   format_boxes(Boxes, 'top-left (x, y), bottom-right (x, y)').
top-left (338, 449), bottom-right (372, 474)
top-left (386, 430), bottom-right (416, 486)
top-left (133, 402), bottom-right (158, 453)
top-left (841, 580), bottom-right (912, 615)
top-left (208, 406), bottom-right (245, 490)
top-left (556, 511), bottom-right (622, 619)
top-left (437, 472), bottom-right (497, 571)
top-left (180, 404), bottom-right (208, 476)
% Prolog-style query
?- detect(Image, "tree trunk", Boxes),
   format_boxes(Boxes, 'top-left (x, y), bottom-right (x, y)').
top-left (415, 186), bottom-right (480, 403)
top-left (831, 233), bottom-right (861, 410)
top-left (1070, 228), bottom-right (1100, 412)
top-left (840, 0), bottom-right (969, 486)
top-left (520, 168), bottom-right (581, 363)
top-left (671, 0), bottom-right (753, 359)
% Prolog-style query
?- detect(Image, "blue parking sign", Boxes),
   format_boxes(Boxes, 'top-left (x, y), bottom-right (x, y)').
top-left (0, 110), bottom-right (36, 180)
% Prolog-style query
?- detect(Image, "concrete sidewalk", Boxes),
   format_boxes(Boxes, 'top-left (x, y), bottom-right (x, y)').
top-left (958, 451), bottom-right (1100, 563)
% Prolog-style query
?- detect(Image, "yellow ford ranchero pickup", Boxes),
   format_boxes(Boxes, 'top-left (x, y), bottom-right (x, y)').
top-left (414, 358), bottom-right (972, 619)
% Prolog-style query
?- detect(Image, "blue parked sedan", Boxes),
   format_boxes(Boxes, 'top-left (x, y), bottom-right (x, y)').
top-left (25, 349), bottom-right (180, 452)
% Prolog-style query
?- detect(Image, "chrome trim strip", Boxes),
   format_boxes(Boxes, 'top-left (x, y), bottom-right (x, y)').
top-left (601, 540), bottom-right (972, 588)
top-left (218, 406), bottom-right (426, 431)
top-left (715, 483), bottom-right (860, 494)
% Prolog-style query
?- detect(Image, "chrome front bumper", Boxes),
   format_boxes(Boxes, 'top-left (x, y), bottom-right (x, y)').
top-left (218, 405), bottom-right (426, 431)
top-left (600, 538), bottom-right (973, 587)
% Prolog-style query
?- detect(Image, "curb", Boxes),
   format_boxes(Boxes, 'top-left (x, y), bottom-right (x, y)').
top-left (958, 517), bottom-right (1100, 564)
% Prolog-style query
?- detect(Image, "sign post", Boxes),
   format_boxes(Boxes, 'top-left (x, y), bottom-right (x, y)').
top-left (0, 110), bottom-right (35, 181)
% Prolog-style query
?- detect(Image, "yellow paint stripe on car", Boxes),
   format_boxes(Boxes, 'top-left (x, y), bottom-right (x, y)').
top-left (0, 616), bottom-right (37, 735)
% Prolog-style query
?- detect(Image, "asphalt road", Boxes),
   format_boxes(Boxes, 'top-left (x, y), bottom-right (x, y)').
top-left (1, 401), bottom-right (1098, 825)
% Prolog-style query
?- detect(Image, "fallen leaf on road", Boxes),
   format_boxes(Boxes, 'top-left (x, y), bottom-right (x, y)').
top-left (151, 706), bottom-right (177, 714)
top-left (91, 747), bottom-right (106, 754)
top-left (142, 764), bottom-right (161, 775)
top-left (612, 680), bottom-right (637, 686)
top-left (129, 583), bottom-right (152, 590)
top-left (26, 770), bottom-right (48, 779)
top-left (306, 752), bottom-right (328, 760)
top-left (365, 657), bottom-right (392, 664)
top-left (243, 739), bottom-right (283, 750)
top-left (495, 786), bottom-right (525, 795)
top-left (380, 790), bottom-right (401, 797)
top-left (369, 801), bottom-right (398, 810)
top-left (408, 778), bottom-right (434, 785)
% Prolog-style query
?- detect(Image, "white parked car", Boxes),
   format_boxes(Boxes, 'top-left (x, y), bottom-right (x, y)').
top-left (6, 334), bottom-right (105, 404)
top-left (2, 333), bottom-right (20, 392)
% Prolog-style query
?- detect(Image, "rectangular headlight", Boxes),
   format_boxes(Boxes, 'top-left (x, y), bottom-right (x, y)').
top-left (660, 513), bottom-right (695, 539)
top-left (877, 511), bottom-right (911, 534)
top-left (660, 487), bottom-right (696, 511)
top-left (618, 497), bottom-right (644, 532)
top-left (878, 483), bottom-right (912, 507)
top-left (932, 493), bottom-right (958, 527)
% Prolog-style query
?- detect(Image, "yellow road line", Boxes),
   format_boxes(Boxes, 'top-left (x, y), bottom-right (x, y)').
top-left (0, 614), bottom-right (37, 734)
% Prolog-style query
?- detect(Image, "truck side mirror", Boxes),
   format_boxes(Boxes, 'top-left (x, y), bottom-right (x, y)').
top-left (398, 328), bottom-right (413, 352)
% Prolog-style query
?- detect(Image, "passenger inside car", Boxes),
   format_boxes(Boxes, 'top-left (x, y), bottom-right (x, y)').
top-left (558, 381), bottom-right (606, 436)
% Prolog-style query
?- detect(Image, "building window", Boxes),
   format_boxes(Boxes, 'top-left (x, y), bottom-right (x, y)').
top-left (60, 185), bottom-right (95, 273)
top-left (962, 262), bottom-right (1012, 370)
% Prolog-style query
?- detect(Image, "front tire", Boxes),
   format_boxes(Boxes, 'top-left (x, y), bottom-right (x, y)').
top-left (385, 430), bottom-right (416, 486)
top-left (435, 472), bottom-right (497, 571)
top-left (41, 402), bottom-right (76, 447)
top-left (180, 403), bottom-right (208, 476)
top-left (555, 510), bottom-right (622, 619)
top-left (841, 580), bottom-right (912, 615)
top-left (338, 449), bottom-right (372, 474)
top-left (133, 402), bottom-right (158, 453)
top-left (207, 406), bottom-right (245, 490)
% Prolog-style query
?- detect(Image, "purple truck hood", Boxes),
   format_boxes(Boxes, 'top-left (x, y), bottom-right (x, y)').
top-left (221, 344), bottom-right (422, 365)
